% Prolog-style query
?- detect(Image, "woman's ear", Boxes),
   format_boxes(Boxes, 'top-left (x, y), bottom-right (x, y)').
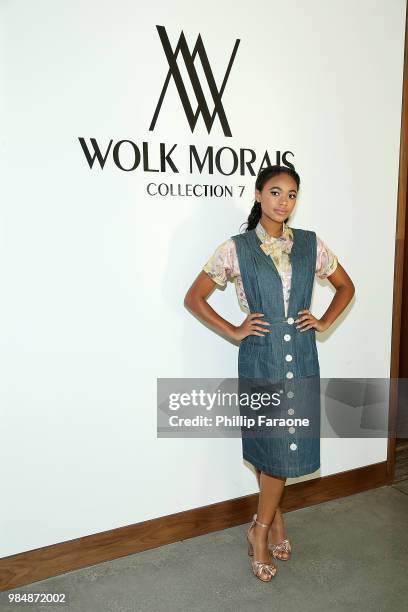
top-left (255, 188), bottom-right (261, 202)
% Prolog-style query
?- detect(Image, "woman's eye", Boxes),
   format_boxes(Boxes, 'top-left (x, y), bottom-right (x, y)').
top-left (270, 190), bottom-right (296, 199)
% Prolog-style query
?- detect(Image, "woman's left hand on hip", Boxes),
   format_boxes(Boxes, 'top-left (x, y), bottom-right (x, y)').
top-left (295, 310), bottom-right (330, 332)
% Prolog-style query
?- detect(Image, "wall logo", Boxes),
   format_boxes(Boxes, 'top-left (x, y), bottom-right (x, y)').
top-left (149, 25), bottom-right (240, 137)
top-left (78, 24), bottom-right (295, 189)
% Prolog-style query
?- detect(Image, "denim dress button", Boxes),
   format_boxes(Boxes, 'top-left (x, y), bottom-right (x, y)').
top-left (284, 334), bottom-right (291, 341)
top-left (287, 391), bottom-right (294, 399)
top-left (285, 354), bottom-right (293, 362)
top-left (287, 317), bottom-right (294, 325)
top-left (288, 408), bottom-right (295, 415)
top-left (286, 371), bottom-right (294, 379)
top-left (290, 443), bottom-right (297, 451)
top-left (289, 426), bottom-right (295, 433)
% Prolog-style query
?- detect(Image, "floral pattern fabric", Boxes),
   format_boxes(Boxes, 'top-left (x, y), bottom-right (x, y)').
top-left (203, 220), bottom-right (338, 316)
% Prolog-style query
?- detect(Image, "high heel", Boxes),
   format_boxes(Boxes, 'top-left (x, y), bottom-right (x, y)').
top-left (268, 538), bottom-right (292, 561)
top-left (246, 513), bottom-right (277, 582)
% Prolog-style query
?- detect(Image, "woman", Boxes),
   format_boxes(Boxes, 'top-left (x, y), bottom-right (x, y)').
top-left (184, 165), bottom-right (355, 582)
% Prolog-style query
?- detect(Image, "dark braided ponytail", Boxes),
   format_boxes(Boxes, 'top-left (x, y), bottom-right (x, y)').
top-left (246, 200), bottom-right (262, 231)
top-left (242, 165), bottom-right (301, 232)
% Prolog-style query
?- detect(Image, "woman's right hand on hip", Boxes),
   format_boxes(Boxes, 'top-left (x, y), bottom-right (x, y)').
top-left (231, 313), bottom-right (270, 341)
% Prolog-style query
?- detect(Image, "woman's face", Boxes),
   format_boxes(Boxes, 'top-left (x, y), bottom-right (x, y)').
top-left (255, 173), bottom-right (298, 223)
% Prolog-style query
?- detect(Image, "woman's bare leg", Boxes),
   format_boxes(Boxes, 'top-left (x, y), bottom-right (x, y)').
top-left (255, 467), bottom-right (290, 559)
top-left (248, 469), bottom-right (286, 576)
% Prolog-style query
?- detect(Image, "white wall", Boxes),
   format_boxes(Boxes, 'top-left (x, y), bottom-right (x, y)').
top-left (1, 0), bottom-right (406, 557)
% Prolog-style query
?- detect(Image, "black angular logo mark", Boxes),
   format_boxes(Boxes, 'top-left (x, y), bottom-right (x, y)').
top-left (150, 25), bottom-right (240, 137)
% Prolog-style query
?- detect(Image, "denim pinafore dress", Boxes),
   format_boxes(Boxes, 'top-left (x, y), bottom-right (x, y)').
top-left (231, 227), bottom-right (321, 478)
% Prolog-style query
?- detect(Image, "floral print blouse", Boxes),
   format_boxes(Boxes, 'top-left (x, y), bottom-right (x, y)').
top-left (203, 220), bottom-right (338, 316)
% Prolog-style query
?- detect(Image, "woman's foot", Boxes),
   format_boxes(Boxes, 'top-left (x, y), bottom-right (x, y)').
top-left (268, 507), bottom-right (292, 560)
top-left (247, 515), bottom-right (277, 581)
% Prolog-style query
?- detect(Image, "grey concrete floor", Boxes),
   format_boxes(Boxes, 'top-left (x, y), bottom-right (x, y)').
top-left (2, 482), bottom-right (408, 612)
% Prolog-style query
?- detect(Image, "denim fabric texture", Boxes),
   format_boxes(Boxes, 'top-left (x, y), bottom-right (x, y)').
top-left (232, 227), bottom-right (321, 477)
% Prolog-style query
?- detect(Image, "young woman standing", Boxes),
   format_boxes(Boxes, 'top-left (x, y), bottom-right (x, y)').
top-left (184, 165), bottom-right (355, 582)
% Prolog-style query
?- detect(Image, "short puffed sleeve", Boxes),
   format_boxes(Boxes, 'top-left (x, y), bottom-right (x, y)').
top-left (315, 235), bottom-right (338, 278)
top-left (202, 238), bottom-right (240, 287)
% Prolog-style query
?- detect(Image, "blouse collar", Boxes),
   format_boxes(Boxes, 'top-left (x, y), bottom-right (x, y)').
top-left (255, 220), bottom-right (293, 244)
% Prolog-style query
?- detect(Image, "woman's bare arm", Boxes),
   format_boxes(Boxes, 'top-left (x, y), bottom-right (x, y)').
top-left (184, 271), bottom-right (270, 341)
top-left (296, 262), bottom-right (355, 332)
top-left (320, 262), bottom-right (355, 326)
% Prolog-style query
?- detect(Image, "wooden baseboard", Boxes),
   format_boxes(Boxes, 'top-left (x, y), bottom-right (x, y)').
top-left (0, 461), bottom-right (388, 591)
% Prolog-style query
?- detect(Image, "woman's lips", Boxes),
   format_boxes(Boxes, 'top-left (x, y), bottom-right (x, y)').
top-left (274, 209), bottom-right (287, 215)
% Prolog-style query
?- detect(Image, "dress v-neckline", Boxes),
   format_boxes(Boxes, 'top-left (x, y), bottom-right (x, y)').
top-left (250, 228), bottom-right (299, 319)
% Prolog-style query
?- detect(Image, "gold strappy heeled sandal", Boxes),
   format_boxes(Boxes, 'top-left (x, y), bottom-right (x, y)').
top-left (246, 513), bottom-right (277, 582)
top-left (268, 538), bottom-right (292, 561)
